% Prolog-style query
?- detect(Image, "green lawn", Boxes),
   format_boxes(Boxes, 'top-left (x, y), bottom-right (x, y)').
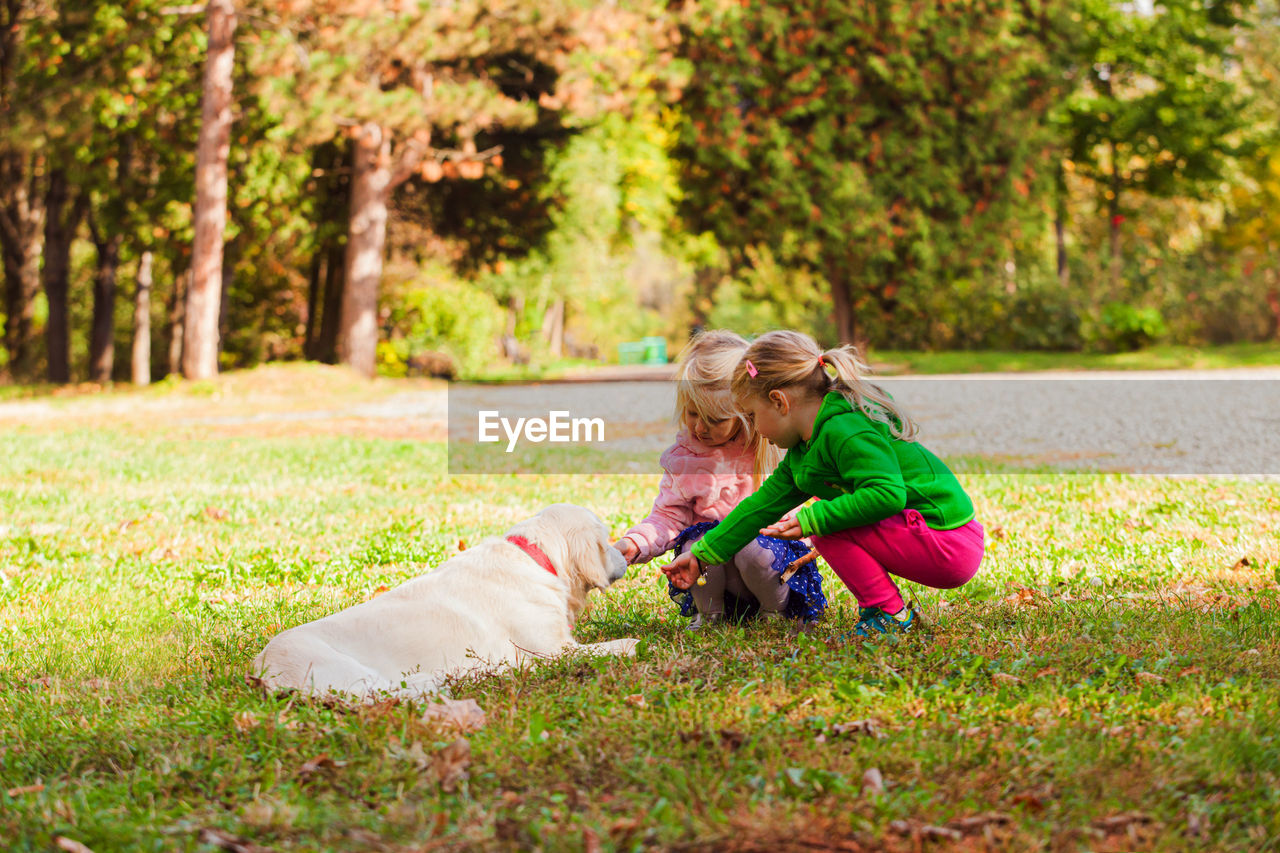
top-left (1, 368), bottom-right (1277, 851)
top-left (870, 342), bottom-right (1280, 375)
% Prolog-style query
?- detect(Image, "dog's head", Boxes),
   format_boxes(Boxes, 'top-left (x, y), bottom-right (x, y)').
top-left (507, 504), bottom-right (628, 617)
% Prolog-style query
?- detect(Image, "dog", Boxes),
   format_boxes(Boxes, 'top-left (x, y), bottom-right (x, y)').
top-left (249, 504), bottom-right (638, 699)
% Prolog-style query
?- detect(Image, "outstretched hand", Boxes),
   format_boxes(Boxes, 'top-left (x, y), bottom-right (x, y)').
top-left (661, 551), bottom-right (702, 590)
top-left (760, 515), bottom-right (804, 539)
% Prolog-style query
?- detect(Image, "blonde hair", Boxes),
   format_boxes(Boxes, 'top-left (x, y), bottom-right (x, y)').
top-left (673, 330), bottom-right (784, 485)
top-left (729, 330), bottom-right (919, 441)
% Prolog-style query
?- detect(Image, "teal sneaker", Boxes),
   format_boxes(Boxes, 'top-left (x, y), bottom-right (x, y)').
top-left (839, 601), bottom-right (921, 640)
top-left (850, 605), bottom-right (919, 638)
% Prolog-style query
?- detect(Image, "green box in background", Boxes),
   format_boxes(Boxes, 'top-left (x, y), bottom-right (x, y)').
top-left (617, 337), bottom-right (667, 365)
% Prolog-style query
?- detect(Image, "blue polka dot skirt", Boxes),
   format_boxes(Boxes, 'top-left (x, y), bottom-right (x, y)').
top-left (667, 521), bottom-right (827, 623)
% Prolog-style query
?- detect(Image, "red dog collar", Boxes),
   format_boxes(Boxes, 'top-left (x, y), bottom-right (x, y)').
top-left (506, 535), bottom-right (557, 577)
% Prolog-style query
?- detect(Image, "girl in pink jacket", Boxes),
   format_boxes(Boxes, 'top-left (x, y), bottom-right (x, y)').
top-left (616, 331), bottom-right (826, 627)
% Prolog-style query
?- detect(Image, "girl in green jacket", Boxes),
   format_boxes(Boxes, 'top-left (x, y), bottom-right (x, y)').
top-left (662, 330), bottom-right (985, 637)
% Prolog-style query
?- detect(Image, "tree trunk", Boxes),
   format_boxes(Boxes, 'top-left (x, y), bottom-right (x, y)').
top-left (827, 264), bottom-right (857, 346)
top-left (338, 122), bottom-right (391, 377)
top-left (316, 241), bottom-right (345, 363)
top-left (303, 248), bottom-right (323, 359)
top-left (167, 266), bottom-right (189, 378)
top-left (42, 170), bottom-right (87, 383)
top-left (0, 151), bottom-right (46, 380)
top-left (1107, 140), bottom-right (1122, 298)
top-left (87, 209), bottom-right (123, 384)
top-left (183, 0), bottom-right (237, 380)
top-left (132, 250), bottom-right (153, 385)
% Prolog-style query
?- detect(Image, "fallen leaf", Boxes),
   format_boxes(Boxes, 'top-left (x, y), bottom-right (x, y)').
top-left (861, 767), bottom-right (884, 795)
top-left (387, 738), bottom-right (432, 770)
top-left (1231, 556), bottom-right (1252, 570)
top-left (1093, 812), bottom-right (1154, 831)
top-left (920, 825), bottom-right (963, 840)
top-left (54, 838), bottom-right (93, 853)
top-left (197, 828), bottom-right (267, 853)
top-left (1011, 792), bottom-right (1045, 812)
top-left (1135, 672), bottom-right (1165, 684)
top-left (623, 693), bottom-right (646, 708)
top-left (433, 737), bottom-right (471, 791)
top-left (992, 672), bottom-right (1023, 685)
top-left (718, 729), bottom-right (745, 751)
top-left (1177, 666), bottom-right (1202, 677)
top-left (950, 812), bottom-right (1012, 832)
top-left (831, 719), bottom-right (884, 739)
top-left (583, 826), bottom-right (602, 853)
top-left (1002, 587), bottom-right (1038, 606)
top-left (6, 783), bottom-right (44, 796)
top-left (420, 697), bottom-right (486, 733)
top-left (232, 712), bottom-right (258, 733)
top-left (1033, 667), bottom-right (1059, 679)
top-left (296, 754), bottom-right (344, 785)
top-left (989, 525), bottom-right (1006, 540)
top-left (204, 506), bottom-right (229, 521)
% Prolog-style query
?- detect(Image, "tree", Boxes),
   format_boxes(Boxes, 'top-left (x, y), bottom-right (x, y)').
top-left (249, 0), bottom-right (666, 376)
top-left (676, 0), bottom-right (1059, 347)
top-left (183, 0), bottom-right (237, 380)
top-left (0, 0), bottom-right (47, 380)
top-left (1054, 0), bottom-right (1252, 295)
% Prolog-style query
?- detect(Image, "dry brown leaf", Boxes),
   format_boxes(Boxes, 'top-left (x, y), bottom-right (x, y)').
top-left (623, 693), bottom-right (646, 708)
top-left (420, 697), bottom-right (486, 733)
top-left (1094, 812), bottom-right (1154, 831)
top-left (433, 738), bottom-right (471, 791)
top-left (1002, 586), bottom-right (1038, 606)
top-left (920, 825), bottom-right (963, 840)
top-left (54, 837), bottom-right (93, 853)
top-left (950, 812), bottom-right (1012, 833)
top-left (1011, 792), bottom-right (1045, 812)
top-left (197, 828), bottom-right (267, 853)
top-left (831, 719), bottom-right (885, 739)
top-left (296, 754), bottom-right (344, 784)
top-left (1135, 672), bottom-right (1165, 684)
top-left (583, 826), bottom-right (603, 853)
top-left (992, 672), bottom-right (1024, 685)
top-left (861, 767), bottom-right (884, 796)
top-left (204, 506), bottom-right (229, 521)
top-left (718, 729), bottom-right (745, 751)
top-left (6, 783), bottom-right (44, 796)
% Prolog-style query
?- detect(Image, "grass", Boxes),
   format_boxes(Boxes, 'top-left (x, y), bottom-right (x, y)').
top-left (869, 342), bottom-right (1280, 375)
top-left (1, 365), bottom-right (1278, 851)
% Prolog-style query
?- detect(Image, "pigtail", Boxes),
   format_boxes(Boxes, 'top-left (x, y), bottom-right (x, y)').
top-left (821, 346), bottom-right (918, 441)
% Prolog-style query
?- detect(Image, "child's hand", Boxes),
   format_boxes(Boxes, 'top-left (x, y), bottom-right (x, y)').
top-left (760, 515), bottom-right (804, 539)
top-left (613, 537), bottom-right (639, 565)
top-left (662, 552), bottom-right (702, 590)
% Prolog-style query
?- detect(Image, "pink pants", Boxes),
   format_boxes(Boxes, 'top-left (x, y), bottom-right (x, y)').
top-left (810, 509), bottom-right (985, 614)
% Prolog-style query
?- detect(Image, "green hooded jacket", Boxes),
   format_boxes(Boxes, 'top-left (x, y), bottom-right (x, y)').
top-left (690, 391), bottom-right (974, 566)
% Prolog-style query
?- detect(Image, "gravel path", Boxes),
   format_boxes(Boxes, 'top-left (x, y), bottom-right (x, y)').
top-left (447, 367), bottom-right (1280, 476)
top-left (4, 367), bottom-right (1277, 475)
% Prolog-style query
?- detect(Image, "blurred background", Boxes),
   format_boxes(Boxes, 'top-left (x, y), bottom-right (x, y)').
top-left (1, 0), bottom-right (1278, 384)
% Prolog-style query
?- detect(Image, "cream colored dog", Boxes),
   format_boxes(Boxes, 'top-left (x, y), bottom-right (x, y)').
top-left (250, 504), bottom-right (637, 699)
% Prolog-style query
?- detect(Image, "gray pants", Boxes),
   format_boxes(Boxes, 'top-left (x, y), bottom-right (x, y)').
top-left (678, 532), bottom-right (790, 617)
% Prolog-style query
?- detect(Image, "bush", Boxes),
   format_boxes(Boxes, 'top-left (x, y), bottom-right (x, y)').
top-left (1085, 302), bottom-right (1169, 352)
top-left (380, 275), bottom-right (502, 379)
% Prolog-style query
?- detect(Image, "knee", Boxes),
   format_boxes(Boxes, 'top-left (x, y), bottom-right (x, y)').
top-left (734, 542), bottom-right (778, 580)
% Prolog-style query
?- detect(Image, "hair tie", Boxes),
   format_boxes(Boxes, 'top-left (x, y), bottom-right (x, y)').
top-left (818, 355), bottom-right (826, 368)
top-left (745, 359), bottom-right (758, 378)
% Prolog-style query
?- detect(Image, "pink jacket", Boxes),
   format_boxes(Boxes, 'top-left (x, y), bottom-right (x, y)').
top-left (621, 430), bottom-right (757, 564)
